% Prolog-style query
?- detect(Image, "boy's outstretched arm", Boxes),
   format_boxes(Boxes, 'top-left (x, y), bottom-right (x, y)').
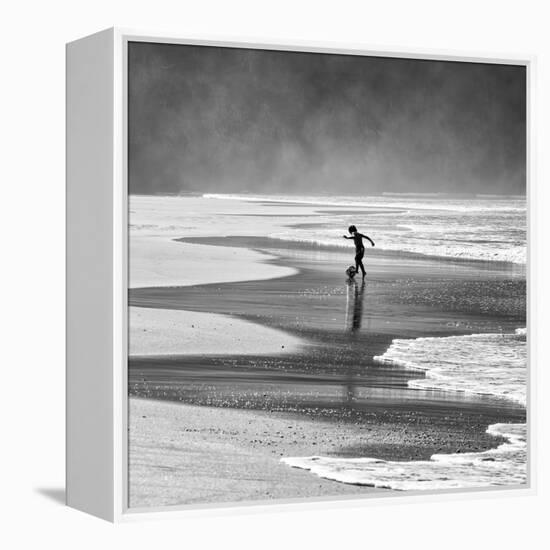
top-left (360, 233), bottom-right (375, 246)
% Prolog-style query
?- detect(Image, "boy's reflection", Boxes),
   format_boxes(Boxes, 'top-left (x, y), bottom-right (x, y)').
top-left (345, 278), bottom-right (366, 333)
top-left (344, 278), bottom-right (366, 404)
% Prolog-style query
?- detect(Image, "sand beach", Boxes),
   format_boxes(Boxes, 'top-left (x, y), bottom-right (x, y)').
top-left (128, 195), bottom-right (526, 507)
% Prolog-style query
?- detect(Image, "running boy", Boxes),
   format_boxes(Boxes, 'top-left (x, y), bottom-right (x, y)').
top-left (343, 225), bottom-right (375, 277)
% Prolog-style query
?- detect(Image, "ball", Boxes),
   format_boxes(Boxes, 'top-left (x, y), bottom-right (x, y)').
top-left (345, 265), bottom-right (356, 278)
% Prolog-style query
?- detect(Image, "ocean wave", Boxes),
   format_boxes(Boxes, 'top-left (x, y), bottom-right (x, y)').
top-left (282, 328), bottom-right (527, 490)
top-left (204, 193), bottom-right (526, 265)
top-left (266, 233), bottom-right (527, 265)
top-left (281, 422), bottom-right (526, 491)
top-left (373, 330), bottom-right (527, 405)
top-left (203, 193), bottom-right (525, 213)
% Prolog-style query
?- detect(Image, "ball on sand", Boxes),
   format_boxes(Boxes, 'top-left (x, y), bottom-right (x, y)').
top-left (345, 265), bottom-right (356, 279)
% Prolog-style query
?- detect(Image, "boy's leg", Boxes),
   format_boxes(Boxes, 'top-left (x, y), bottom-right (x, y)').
top-left (356, 251), bottom-right (366, 276)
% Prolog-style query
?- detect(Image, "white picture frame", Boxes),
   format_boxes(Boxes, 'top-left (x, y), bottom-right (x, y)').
top-left (66, 27), bottom-right (536, 522)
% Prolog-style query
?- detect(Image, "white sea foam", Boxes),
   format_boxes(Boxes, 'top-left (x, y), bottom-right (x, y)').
top-left (266, 231), bottom-right (526, 264)
top-left (283, 329), bottom-right (527, 491)
top-left (373, 330), bottom-right (527, 405)
top-left (282, 422), bottom-right (526, 491)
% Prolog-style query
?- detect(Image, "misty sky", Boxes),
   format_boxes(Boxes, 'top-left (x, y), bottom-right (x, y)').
top-left (128, 42), bottom-right (526, 195)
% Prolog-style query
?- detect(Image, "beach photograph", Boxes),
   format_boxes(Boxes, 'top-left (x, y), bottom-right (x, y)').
top-left (127, 42), bottom-right (527, 509)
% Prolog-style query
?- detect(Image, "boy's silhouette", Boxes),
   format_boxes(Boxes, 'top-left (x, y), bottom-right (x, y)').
top-left (343, 225), bottom-right (375, 277)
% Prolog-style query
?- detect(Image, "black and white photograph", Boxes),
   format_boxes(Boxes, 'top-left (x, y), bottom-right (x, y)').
top-left (7, 0), bottom-right (550, 545)
top-left (127, 42), bottom-right (527, 508)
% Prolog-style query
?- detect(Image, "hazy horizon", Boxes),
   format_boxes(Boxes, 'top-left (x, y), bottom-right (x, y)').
top-left (128, 190), bottom-right (526, 197)
top-left (128, 43), bottom-right (526, 196)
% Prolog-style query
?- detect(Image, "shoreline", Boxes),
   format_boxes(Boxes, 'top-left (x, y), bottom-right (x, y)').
top-left (133, 236), bottom-right (526, 341)
top-left (128, 196), bottom-right (526, 506)
top-left (128, 394), bottom-right (520, 507)
top-left (129, 233), bottom-right (307, 359)
top-left (130, 236), bottom-right (298, 289)
top-left (177, 235), bottom-right (527, 273)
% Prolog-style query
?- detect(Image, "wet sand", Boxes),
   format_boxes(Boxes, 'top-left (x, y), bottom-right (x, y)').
top-left (128, 238), bottom-right (525, 507)
top-left (135, 236), bottom-right (525, 339)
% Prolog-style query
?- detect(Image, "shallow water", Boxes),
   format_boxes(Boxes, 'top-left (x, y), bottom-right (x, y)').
top-left (204, 193), bottom-right (526, 264)
top-left (284, 329), bottom-right (527, 490)
top-left (283, 421), bottom-right (526, 491)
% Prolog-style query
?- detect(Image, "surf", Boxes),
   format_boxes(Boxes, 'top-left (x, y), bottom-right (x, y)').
top-left (204, 193), bottom-right (526, 265)
top-left (282, 328), bottom-right (527, 491)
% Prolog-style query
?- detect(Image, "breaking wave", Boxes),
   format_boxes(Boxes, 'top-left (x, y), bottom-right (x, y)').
top-left (282, 328), bottom-right (527, 491)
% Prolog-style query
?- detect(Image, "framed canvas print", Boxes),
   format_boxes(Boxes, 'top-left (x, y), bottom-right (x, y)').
top-left (66, 28), bottom-right (534, 522)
